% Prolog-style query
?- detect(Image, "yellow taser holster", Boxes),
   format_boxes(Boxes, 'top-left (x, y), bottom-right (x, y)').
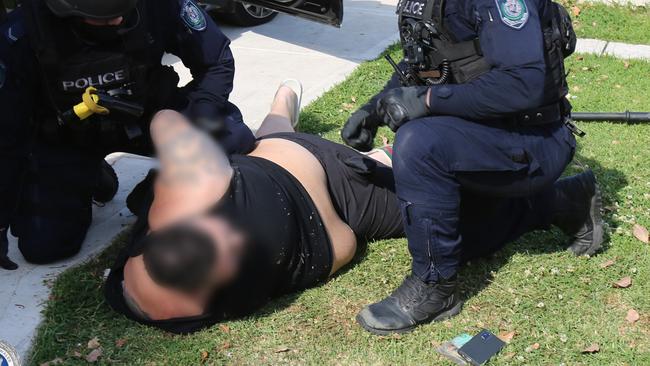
top-left (72, 87), bottom-right (110, 120)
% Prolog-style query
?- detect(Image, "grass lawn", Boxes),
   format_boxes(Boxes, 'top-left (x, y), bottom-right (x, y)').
top-left (560, 1), bottom-right (650, 45)
top-left (31, 49), bottom-right (650, 365)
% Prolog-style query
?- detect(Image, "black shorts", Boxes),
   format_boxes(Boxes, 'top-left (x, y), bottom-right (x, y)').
top-left (260, 133), bottom-right (404, 243)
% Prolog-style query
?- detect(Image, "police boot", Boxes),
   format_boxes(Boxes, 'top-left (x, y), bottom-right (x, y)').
top-left (356, 274), bottom-right (463, 335)
top-left (93, 160), bottom-right (119, 204)
top-left (0, 228), bottom-right (18, 270)
top-left (551, 170), bottom-right (604, 256)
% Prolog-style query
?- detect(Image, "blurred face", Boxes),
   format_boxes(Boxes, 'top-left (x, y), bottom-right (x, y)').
top-left (190, 215), bottom-right (246, 289)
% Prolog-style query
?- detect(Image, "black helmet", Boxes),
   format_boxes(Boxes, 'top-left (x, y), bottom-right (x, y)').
top-left (44, 0), bottom-right (139, 20)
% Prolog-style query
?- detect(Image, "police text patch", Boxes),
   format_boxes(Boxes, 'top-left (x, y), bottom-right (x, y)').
top-left (181, 0), bottom-right (207, 32)
top-left (495, 0), bottom-right (529, 30)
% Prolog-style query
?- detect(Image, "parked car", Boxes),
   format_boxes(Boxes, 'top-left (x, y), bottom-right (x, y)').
top-left (200, 0), bottom-right (278, 26)
top-left (201, 0), bottom-right (342, 27)
top-left (2, 0), bottom-right (343, 28)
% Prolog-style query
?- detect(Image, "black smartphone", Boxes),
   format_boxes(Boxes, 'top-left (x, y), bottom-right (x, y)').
top-left (457, 329), bottom-right (506, 365)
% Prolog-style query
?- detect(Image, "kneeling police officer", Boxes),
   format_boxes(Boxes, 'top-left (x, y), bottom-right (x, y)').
top-left (0, 0), bottom-right (256, 269)
top-left (342, 0), bottom-right (605, 334)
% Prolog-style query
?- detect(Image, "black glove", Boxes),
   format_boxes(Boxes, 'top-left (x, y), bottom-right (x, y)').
top-left (341, 106), bottom-right (382, 152)
top-left (0, 228), bottom-right (18, 270)
top-left (376, 86), bottom-right (430, 132)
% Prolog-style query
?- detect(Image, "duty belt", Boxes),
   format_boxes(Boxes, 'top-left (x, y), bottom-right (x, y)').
top-left (508, 103), bottom-right (564, 126)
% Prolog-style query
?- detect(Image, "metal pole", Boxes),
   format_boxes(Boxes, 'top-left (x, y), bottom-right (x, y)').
top-left (572, 111), bottom-right (650, 123)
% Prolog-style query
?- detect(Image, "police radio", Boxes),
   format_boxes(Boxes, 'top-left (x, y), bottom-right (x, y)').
top-left (392, 0), bottom-right (456, 86)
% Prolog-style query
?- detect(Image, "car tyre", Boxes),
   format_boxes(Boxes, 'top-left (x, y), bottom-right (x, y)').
top-left (227, 2), bottom-right (277, 26)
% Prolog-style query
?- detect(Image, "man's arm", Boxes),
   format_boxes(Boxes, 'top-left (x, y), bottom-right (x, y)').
top-left (148, 110), bottom-right (233, 228)
top-left (151, 110), bottom-right (233, 188)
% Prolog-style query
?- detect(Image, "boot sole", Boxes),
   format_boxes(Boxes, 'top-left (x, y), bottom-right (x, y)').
top-left (356, 301), bottom-right (464, 336)
top-left (569, 173), bottom-right (604, 256)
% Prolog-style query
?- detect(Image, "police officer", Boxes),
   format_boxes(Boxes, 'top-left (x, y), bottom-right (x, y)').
top-left (0, 0), bottom-right (256, 269)
top-left (342, 0), bottom-right (605, 334)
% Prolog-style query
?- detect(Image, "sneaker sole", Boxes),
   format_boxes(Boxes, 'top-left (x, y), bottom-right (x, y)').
top-left (569, 172), bottom-right (604, 256)
top-left (356, 301), bottom-right (464, 336)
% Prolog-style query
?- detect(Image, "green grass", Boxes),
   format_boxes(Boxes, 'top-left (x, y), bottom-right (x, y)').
top-left (559, 1), bottom-right (650, 44)
top-left (30, 50), bottom-right (650, 365)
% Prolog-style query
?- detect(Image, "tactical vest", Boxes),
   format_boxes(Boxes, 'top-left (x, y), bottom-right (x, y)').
top-left (397, 0), bottom-right (576, 112)
top-left (23, 0), bottom-right (168, 143)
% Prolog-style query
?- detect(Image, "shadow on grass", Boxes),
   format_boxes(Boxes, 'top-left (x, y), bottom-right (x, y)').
top-left (299, 110), bottom-right (343, 136)
top-left (456, 149), bottom-right (627, 305)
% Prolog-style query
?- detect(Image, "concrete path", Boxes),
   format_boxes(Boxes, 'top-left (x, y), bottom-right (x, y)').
top-left (576, 38), bottom-right (650, 60)
top-left (586, 0), bottom-right (650, 5)
top-left (2, 0), bottom-right (650, 360)
top-left (170, 0), bottom-right (401, 129)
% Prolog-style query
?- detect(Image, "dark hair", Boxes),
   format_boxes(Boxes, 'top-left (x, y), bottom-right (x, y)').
top-left (141, 225), bottom-right (217, 293)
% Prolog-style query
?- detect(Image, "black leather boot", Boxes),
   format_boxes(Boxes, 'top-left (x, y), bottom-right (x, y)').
top-left (552, 169), bottom-right (604, 256)
top-left (0, 228), bottom-right (18, 270)
top-left (356, 274), bottom-right (463, 335)
top-left (93, 160), bottom-right (119, 204)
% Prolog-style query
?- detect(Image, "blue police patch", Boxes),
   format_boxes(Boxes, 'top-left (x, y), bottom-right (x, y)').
top-left (181, 0), bottom-right (207, 32)
top-left (495, 0), bottom-right (529, 30)
top-left (0, 61), bottom-right (6, 90)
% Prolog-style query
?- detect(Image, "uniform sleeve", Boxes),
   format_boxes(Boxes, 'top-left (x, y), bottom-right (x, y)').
top-left (166, 0), bottom-right (236, 121)
top-left (0, 29), bottom-right (34, 228)
top-left (427, 0), bottom-right (546, 120)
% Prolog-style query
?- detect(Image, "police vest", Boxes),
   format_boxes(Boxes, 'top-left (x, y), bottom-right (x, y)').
top-left (397, 0), bottom-right (576, 109)
top-left (23, 0), bottom-right (166, 126)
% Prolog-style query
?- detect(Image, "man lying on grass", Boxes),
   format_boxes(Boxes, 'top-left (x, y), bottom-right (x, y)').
top-left (104, 81), bottom-right (603, 334)
top-left (104, 81), bottom-right (404, 333)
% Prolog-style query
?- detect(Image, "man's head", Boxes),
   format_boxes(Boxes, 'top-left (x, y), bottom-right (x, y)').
top-left (140, 215), bottom-right (246, 297)
top-left (45, 0), bottom-right (140, 41)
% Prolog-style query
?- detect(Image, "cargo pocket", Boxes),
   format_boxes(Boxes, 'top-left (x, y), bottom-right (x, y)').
top-left (452, 145), bottom-right (539, 175)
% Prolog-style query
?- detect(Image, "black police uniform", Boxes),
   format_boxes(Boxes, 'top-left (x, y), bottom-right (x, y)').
top-left (350, 0), bottom-right (603, 334)
top-left (0, 0), bottom-right (255, 265)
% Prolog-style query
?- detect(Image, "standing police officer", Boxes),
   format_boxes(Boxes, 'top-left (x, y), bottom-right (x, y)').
top-left (0, 0), bottom-right (256, 269)
top-left (342, 0), bottom-right (605, 334)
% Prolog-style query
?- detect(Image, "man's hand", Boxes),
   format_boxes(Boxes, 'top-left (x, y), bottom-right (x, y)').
top-left (0, 228), bottom-right (18, 270)
top-left (341, 106), bottom-right (382, 152)
top-left (376, 86), bottom-right (430, 132)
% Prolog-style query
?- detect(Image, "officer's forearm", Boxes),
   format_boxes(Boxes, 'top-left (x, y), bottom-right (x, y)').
top-left (426, 66), bottom-right (545, 120)
top-left (184, 62), bottom-right (234, 119)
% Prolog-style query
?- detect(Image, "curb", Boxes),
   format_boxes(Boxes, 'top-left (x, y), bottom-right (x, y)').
top-left (576, 38), bottom-right (650, 60)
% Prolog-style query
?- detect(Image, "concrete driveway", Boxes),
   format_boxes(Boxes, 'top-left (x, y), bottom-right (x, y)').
top-left (0, 1), bottom-right (399, 361)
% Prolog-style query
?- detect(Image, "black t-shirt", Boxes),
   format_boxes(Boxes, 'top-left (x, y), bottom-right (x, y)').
top-left (104, 155), bottom-right (332, 333)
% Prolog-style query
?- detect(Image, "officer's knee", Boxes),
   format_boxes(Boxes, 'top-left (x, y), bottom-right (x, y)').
top-left (17, 220), bottom-right (89, 264)
top-left (394, 119), bottom-right (447, 165)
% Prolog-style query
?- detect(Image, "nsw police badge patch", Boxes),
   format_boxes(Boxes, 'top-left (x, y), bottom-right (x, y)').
top-left (181, 0), bottom-right (207, 32)
top-left (495, 0), bottom-right (529, 30)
